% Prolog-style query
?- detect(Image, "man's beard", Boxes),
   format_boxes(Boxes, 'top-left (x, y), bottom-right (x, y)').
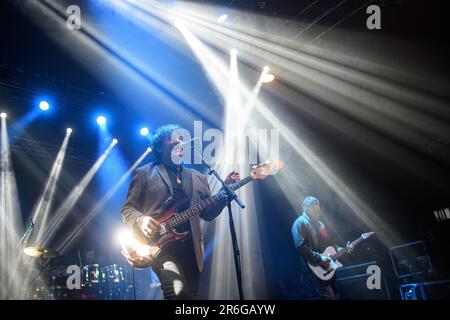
top-left (170, 150), bottom-right (183, 165)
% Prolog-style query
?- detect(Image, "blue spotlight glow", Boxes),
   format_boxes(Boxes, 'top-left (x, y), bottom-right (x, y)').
top-left (97, 116), bottom-right (107, 126)
top-left (140, 127), bottom-right (149, 136)
top-left (39, 100), bottom-right (50, 111)
top-left (217, 14), bottom-right (228, 23)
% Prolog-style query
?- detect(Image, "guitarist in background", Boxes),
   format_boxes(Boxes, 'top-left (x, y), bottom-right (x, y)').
top-left (291, 196), bottom-right (354, 300)
top-left (121, 124), bottom-right (240, 300)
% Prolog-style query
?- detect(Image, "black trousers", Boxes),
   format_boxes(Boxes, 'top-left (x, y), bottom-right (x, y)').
top-left (150, 237), bottom-right (200, 300)
top-left (318, 279), bottom-right (339, 300)
top-left (299, 267), bottom-right (339, 300)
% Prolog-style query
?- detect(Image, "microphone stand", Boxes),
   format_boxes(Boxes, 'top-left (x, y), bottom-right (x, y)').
top-left (132, 266), bottom-right (137, 300)
top-left (192, 148), bottom-right (245, 300)
top-left (17, 219), bottom-right (34, 249)
top-left (17, 219), bottom-right (34, 299)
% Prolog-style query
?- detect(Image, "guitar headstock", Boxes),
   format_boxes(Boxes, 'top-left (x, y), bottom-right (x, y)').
top-left (361, 232), bottom-right (375, 240)
top-left (250, 160), bottom-right (284, 180)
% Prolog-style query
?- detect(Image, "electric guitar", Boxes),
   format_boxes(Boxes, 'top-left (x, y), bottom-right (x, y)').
top-left (120, 160), bottom-right (284, 269)
top-left (308, 232), bottom-right (375, 281)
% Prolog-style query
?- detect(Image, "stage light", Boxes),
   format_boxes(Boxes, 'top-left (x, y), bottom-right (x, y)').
top-left (115, 228), bottom-right (150, 257)
top-left (140, 127), bottom-right (149, 136)
top-left (57, 147), bottom-right (153, 253)
top-left (262, 73), bottom-right (275, 83)
top-left (173, 19), bottom-right (183, 30)
top-left (217, 14), bottom-right (228, 23)
top-left (263, 66), bottom-right (270, 73)
top-left (39, 100), bottom-right (50, 111)
top-left (39, 139), bottom-right (118, 247)
top-left (1, 108), bottom-right (22, 298)
top-left (0, 113), bottom-right (7, 119)
top-left (112, 138), bottom-right (118, 144)
top-left (230, 48), bottom-right (237, 56)
top-left (115, 228), bottom-right (133, 246)
top-left (31, 128), bottom-right (73, 244)
top-left (96, 116), bottom-right (107, 126)
top-left (147, 147), bottom-right (152, 152)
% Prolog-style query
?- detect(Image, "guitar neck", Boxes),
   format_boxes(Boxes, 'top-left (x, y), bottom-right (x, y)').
top-left (333, 236), bottom-right (365, 260)
top-left (350, 236), bottom-right (365, 247)
top-left (164, 176), bottom-right (254, 229)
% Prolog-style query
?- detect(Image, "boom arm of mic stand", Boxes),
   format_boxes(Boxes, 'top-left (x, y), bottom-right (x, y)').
top-left (17, 219), bottom-right (34, 248)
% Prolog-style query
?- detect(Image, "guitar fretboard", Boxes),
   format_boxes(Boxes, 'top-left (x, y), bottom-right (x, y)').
top-left (163, 176), bottom-right (253, 229)
top-left (351, 236), bottom-right (365, 247)
top-left (332, 236), bottom-right (365, 260)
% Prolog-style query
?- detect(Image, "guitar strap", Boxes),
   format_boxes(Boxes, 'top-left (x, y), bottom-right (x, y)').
top-left (318, 222), bottom-right (331, 243)
top-left (181, 166), bottom-right (193, 204)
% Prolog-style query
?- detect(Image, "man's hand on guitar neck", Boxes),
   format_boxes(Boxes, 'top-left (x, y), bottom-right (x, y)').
top-left (344, 241), bottom-right (355, 254)
top-left (347, 241), bottom-right (355, 253)
top-left (336, 241), bottom-right (355, 254)
top-left (225, 171), bottom-right (240, 185)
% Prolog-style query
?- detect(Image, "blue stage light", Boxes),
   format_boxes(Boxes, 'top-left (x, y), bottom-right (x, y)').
top-left (97, 116), bottom-right (107, 126)
top-left (39, 100), bottom-right (50, 111)
top-left (140, 127), bottom-right (149, 136)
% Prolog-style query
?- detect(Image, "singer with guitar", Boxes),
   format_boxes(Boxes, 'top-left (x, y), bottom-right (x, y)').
top-left (121, 124), bottom-right (240, 300)
top-left (291, 196), bottom-right (355, 300)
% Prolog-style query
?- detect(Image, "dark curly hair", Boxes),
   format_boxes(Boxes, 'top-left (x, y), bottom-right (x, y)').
top-left (151, 124), bottom-right (180, 161)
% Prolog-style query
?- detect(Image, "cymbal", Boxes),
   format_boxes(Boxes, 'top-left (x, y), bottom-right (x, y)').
top-left (24, 246), bottom-right (59, 258)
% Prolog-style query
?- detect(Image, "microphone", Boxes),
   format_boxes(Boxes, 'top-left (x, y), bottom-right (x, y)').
top-left (173, 137), bottom-right (200, 150)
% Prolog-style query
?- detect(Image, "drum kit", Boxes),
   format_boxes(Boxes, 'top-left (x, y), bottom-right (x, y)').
top-left (22, 246), bottom-right (133, 300)
top-left (81, 263), bottom-right (128, 300)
